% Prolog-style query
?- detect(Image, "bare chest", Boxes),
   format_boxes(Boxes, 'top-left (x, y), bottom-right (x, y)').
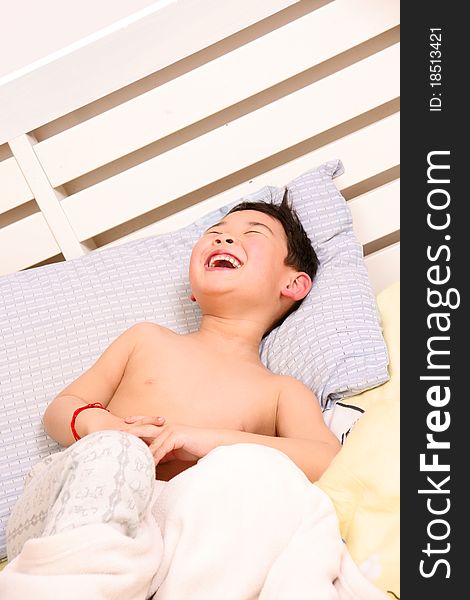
top-left (109, 338), bottom-right (278, 436)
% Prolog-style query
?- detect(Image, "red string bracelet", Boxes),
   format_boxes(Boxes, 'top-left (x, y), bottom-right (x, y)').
top-left (71, 403), bottom-right (110, 441)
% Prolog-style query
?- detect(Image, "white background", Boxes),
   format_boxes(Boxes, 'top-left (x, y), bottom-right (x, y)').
top-left (0, 0), bottom-right (162, 79)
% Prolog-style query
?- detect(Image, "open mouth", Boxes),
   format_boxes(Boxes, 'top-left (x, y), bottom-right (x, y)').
top-left (205, 252), bottom-right (243, 270)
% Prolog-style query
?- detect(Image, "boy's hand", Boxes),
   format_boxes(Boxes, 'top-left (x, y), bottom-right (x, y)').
top-left (70, 411), bottom-right (166, 442)
top-left (121, 415), bottom-right (166, 443)
top-left (121, 416), bottom-right (224, 465)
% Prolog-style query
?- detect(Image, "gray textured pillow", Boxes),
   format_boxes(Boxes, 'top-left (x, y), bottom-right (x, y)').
top-left (260, 160), bottom-right (389, 404)
top-left (0, 159), bottom-right (388, 559)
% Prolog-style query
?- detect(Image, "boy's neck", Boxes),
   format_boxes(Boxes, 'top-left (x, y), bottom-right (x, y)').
top-left (189, 314), bottom-right (265, 363)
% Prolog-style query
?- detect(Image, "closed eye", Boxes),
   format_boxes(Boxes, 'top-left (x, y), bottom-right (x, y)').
top-left (205, 229), bottom-right (265, 236)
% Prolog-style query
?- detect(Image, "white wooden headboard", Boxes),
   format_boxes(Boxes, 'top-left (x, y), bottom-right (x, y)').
top-left (0, 0), bottom-right (399, 293)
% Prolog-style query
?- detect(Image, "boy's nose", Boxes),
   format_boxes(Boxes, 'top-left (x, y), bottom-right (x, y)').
top-left (214, 237), bottom-right (234, 244)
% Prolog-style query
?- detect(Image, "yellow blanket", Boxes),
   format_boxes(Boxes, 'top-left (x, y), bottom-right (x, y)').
top-left (316, 281), bottom-right (400, 599)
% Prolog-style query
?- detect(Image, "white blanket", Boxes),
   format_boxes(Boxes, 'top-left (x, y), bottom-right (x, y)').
top-left (0, 443), bottom-right (388, 599)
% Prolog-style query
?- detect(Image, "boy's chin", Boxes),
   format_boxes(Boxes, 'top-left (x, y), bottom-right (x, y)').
top-left (194, 284), bottom-right (236, 299)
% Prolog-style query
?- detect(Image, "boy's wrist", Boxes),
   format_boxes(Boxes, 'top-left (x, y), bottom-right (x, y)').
top-left (72, 405), bottom-right (116, 439)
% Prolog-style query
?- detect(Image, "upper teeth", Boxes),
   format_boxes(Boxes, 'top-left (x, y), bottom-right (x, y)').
top-left (208, 253), bottom-right (242, 268)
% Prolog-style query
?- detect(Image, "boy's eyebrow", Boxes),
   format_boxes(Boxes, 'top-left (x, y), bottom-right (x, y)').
top-left (247, 221), bottom-right (274, 235)
top-left (204, 220), bottom-right (227, 232)
top-left (204, 220), bottom-right (274, 235)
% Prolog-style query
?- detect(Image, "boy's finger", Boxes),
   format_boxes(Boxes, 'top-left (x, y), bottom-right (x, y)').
top-left (124, 424), bottom-right (163, 439)
top-left (125, 415), bottom-right (165, 424)
top-left (124, 415), bottom-right (146, 423)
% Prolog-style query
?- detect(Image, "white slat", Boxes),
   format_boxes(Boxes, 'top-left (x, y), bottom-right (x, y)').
top-left (8, 134), bottom-right (88, 260)
top-left (102, 112), bottom-right (399, 247)
top-left (35, 0), bottom-right (400, 186)
top-left (0, 213), bottom-right (60, 275)
top-left (0, 156), bottom-right (34, 212)
top-left (63, 44), bottom-right (400, 240)
top-left (0, 0), bottom-right (298, 145)
top-left (364, 242), bottom-right (400, 294)
top-left (350, 179), bottom-right (400, 245)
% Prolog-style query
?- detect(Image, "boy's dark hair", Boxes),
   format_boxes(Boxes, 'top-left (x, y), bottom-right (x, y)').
top-left (227, 188), bottom-right (319, 334)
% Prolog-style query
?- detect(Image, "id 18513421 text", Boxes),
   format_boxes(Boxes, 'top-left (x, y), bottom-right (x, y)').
top-left (429, 28), bottom-right (442, 112)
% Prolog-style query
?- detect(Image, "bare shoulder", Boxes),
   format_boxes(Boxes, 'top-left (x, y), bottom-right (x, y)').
top-left (276, 374), bottom-right (318, 400)
top-left (127, 321), bottom-right (175, 343)
top-left (274, 374), bottom-right (332, 441)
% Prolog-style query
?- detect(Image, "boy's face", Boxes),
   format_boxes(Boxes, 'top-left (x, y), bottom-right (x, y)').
top-left (189, 210), bottom-right (302, 310)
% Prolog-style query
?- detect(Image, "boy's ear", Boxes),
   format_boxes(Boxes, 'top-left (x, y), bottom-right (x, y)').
top-left (281, 272), bottom-right (312, 302)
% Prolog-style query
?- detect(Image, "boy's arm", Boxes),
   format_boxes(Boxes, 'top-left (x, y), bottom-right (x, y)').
top-left (43, 323), bottom-right (143, 447)
top-left (271, 376), bottom-right (340, 481)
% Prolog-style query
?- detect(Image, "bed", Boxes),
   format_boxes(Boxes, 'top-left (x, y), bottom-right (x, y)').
top-left (0, 0), bottom-right (400, 596)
